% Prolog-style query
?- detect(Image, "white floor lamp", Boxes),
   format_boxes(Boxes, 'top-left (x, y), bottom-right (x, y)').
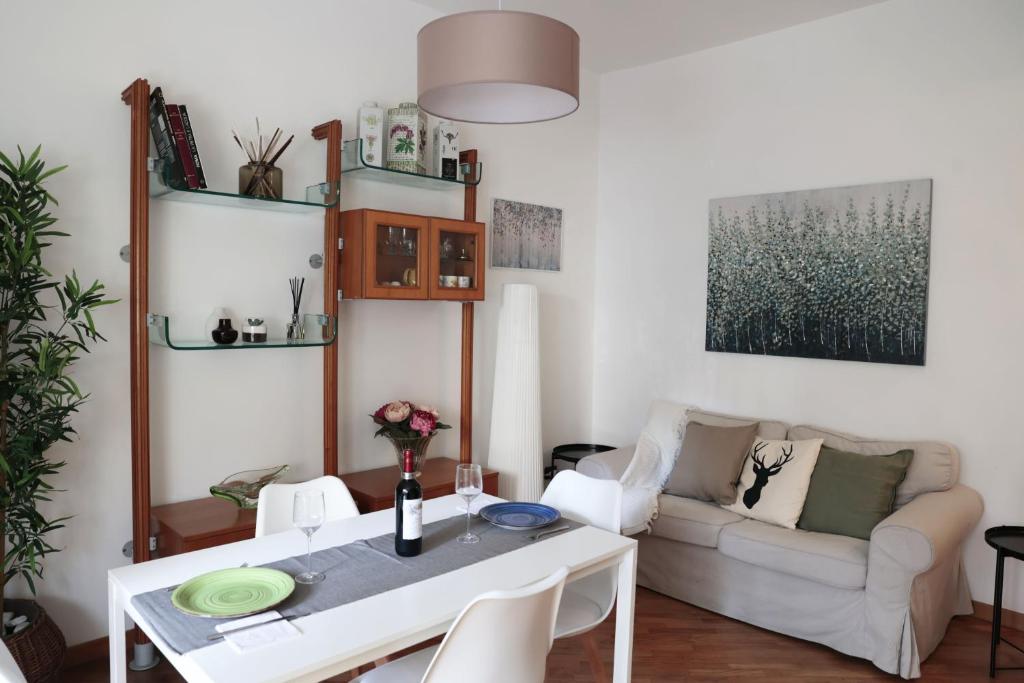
top-left (488, 283), bottom-right (543, 502)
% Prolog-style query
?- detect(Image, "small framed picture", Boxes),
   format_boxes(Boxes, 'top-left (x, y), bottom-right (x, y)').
top-left (491, 198), bottom-right (562, 272)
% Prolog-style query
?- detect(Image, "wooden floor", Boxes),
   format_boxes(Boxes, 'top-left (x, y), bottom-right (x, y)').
top-left (63, 587), bottom-right (1024, 682)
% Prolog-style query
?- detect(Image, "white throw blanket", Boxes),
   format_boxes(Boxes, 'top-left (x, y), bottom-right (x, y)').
top-left (618, 405), bottom-right (692, 534)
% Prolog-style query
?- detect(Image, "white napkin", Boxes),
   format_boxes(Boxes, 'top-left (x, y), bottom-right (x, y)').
top-left (214, 611), bottom-right (301, 653)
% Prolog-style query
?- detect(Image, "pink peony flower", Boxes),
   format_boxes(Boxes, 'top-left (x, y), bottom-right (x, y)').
top-left (383, 401), bottom-right (412, 423)
top-left (373, 403), bottom-right (389, 420)
top-left (410, 409), bottom-right (438, 436)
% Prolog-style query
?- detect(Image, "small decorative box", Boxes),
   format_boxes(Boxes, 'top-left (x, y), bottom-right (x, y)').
top-left (433, 120), bottom-right (460, 180)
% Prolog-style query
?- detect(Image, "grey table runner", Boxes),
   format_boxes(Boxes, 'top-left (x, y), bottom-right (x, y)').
top-left (131, 514), bottom-right (581, 654)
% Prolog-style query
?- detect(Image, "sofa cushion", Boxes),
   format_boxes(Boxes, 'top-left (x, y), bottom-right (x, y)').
top-left (788, 425), bottom-right (959, 507)
top-left (798, 446), bottom-right (914, 540)
top-left (723, 438), bottom-right (823, 529)
top-left (650, 495), bottom-right (745, 548)
top-left (687, 410), bottom-right (788, 440)
top-left (718, 519), bottom-right (869, 589)
top-left (664, 421), bottom-right (759, 504)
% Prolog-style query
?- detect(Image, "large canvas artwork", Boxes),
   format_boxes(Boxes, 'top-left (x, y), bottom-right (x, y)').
top-left (705, 179), bottom-right (932, 365)
top-left (491, 198), bottom-right (562, 271)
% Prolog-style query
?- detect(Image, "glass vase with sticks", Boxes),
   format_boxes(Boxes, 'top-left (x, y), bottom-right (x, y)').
top-left (234, 118), bottom-right (294, 199)
top-left (287, 276), bottom-right (305, 342)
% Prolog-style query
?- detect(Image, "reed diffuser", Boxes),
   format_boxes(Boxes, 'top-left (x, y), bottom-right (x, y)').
top-left (233, 118), bottom-right (294, 199)
top-left (287, 276), bottom-right (306, 341)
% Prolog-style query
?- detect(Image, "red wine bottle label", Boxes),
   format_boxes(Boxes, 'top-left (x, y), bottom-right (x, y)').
top-left (402, 499), bottom-right (422, 540)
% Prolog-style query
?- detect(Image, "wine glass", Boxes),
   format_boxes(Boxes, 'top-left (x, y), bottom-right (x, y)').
top-left (293, 490), bottom-right (326, 584)
top-left (455, 464), bottom-right (483, 544)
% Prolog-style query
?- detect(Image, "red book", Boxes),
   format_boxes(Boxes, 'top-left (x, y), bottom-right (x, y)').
top-left (165, 104), bottom-right (200, 189)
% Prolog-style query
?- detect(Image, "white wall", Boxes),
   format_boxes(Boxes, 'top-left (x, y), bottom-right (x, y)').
top-left (593, 0), bottom-right (1024, 612)
top-left (0, 0), bottom-right (598, 645)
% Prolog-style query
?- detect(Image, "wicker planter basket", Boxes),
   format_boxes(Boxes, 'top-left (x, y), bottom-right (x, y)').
top-left (3, 599), bottom-right (66, 683)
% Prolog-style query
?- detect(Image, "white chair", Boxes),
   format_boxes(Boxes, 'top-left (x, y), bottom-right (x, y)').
top-left (0, 638), bottom-right (26, 683)
top-left (353, 566), bottom-right (569, 683)
top-left (254, 475), bottom-right (360, 537)
top-left (540, 469), bottom-right (623, 680)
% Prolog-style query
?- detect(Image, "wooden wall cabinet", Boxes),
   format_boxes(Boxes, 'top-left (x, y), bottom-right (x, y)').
top-left (341, 209), bottom-right (485, 301)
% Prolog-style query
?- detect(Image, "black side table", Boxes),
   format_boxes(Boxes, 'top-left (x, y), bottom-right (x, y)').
top-left (543, 443), bottom-right (615, 480)
top-left (985, 526), bottom-right (1024, 677)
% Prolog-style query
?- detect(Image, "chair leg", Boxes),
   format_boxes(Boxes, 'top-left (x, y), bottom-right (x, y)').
top-left (582, 631), bottom-right (608, 683)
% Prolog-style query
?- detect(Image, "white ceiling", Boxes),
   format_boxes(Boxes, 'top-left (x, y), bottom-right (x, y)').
top-left (410, 0), bottom-right (886, 73)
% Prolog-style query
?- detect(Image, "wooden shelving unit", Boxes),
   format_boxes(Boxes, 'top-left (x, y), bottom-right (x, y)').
top-left (121, 78), bottom-right (485, 594)
top-left (120, 78), bottom-right (343, 660)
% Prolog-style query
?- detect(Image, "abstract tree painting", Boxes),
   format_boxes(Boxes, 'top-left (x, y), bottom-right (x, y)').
top-left (706, 179), bottom-right (932, 365)
top-left (492, 198), bottom-right (563, 271)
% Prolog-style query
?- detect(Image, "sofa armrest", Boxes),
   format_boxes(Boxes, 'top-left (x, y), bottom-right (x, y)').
top-left (870, 484), bottom-right (983, 575)
top-left (576, 445), bottom-right (635, 481)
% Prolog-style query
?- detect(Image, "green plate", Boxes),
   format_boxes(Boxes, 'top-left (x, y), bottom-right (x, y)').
top-left (171, 568), bottom-right (295, 619)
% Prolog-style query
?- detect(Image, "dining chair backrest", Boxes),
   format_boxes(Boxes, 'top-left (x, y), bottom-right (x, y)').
top-left (421, 566), bottom-right (569, 683)
top-left (540, 469), bottom-right (622, 533)
top-left (0, 638), bottom-right (26, 683)
top-left (255, 476), bottom-right (360, 537)
top-left (540, 470), bottom-right (623, 640)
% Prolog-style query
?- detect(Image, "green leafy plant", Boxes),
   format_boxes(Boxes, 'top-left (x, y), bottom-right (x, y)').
top-left (0, 146), bottom-right (115, 613)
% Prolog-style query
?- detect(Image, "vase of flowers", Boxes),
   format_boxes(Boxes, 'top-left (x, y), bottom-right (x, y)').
top-left (371, 401), bottom-right (451, 475)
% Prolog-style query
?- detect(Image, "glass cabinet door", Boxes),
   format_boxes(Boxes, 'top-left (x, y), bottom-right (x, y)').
top-left (429, 218), bottom-right (485, 301)
top-left (363, 211), bottom-right (429, 299)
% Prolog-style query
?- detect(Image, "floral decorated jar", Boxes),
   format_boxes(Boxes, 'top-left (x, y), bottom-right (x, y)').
top-left (386, 102), bottom-right (427, 174)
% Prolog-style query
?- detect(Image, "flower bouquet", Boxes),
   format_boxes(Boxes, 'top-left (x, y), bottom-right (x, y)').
top-left (371, 401), bottom-right (451, 474)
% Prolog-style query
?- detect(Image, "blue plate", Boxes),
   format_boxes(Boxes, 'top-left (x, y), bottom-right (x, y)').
top-left (479, 502), bottom-right (560, 530)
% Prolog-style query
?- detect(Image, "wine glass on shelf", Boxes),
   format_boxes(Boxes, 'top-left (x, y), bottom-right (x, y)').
top-left (455, 464), bottom-right (483, 545)
top-left (293, 490), bottom-right (326, 584)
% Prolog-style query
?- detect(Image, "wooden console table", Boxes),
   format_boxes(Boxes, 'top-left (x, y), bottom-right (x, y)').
top-left (341, 457), bottom-right (499, 513)
top-left (151, 458), bottom-right (499, 556)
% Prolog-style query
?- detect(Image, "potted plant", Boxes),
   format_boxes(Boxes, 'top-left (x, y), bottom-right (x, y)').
top-left (0, 147), bottom-right (114, 681)
top-left (370, 401), bottom-right (451, 474)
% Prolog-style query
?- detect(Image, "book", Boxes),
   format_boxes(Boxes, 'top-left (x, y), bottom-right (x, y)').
top-left (148, 87), bottom-right (185, 188)
top-left (165, 104), bottom-right (200, 189)
top-left (177, 105), bottom-right (207, 189)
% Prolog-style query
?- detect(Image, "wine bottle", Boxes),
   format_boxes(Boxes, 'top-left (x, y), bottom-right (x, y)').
top-left (395, 449), bottom-right (422, 557)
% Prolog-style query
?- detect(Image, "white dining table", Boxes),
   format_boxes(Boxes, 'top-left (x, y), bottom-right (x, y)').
top-left (108, 494), bottom-right (638, 682)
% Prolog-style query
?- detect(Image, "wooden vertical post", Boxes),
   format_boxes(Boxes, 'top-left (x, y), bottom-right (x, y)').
top-left (459, 150), bottom-right (478, 464)
top-left (121, 78), bottom-right (151, 647)
top-left (313, 120), bottom-right (342, 477)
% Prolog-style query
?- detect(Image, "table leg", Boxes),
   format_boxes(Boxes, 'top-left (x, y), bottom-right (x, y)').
top-left (108, 577), bottom-right (127, 683)
top-left (613, 546), bottom-right (637, 683)
top-left (991, 550), bottom-right (1005, 678)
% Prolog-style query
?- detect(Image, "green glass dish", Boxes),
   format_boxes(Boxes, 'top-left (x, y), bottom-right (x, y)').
top-left (171, 568), bottom-right (295, 619)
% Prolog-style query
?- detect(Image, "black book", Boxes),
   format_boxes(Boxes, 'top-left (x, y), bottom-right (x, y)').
top-left (178, 105), bottom-right (207, 189)
top-left (148, 87), bottom-right (185, 188)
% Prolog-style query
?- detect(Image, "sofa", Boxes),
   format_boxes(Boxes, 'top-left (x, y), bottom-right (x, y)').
top-left (579, 406), bottom-right (983, 679)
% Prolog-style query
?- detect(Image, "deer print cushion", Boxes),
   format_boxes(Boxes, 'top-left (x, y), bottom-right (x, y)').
top-left (723, 438), bottom-right (824, 529)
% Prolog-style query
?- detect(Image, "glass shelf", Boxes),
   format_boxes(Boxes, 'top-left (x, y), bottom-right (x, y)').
top-left (148, 158), bottom-right (340, 213)
top-left (341, 139), bottom-right (481, 190)
top-left (148, 313), bottom-right (337, 350)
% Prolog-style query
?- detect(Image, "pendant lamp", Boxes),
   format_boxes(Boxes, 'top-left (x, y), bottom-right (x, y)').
top-left (417, 10), bottom-right (580, 124)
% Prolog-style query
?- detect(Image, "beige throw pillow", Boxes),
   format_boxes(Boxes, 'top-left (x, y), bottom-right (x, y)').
top-left (724, 438), bottom-right (824, 529)
top-left (663, 422), bottom-right (759, 504)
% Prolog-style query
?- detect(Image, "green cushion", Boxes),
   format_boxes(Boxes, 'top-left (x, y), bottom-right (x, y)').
top-left (798, 446), bottom-right (914, 540)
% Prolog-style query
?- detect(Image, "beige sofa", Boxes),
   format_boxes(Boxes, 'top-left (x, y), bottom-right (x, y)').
top-left (578, 409), bottom-right (983, 679)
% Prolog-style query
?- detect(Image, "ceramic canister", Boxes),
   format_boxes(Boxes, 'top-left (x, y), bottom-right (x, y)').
top-left (387, 102), bottom-right (427, 174)
top-left (357, 101), bottom-right (385, 167)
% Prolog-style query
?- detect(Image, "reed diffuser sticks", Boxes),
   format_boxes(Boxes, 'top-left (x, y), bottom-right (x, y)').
top-left (287, 276), bottom-right (306, 341)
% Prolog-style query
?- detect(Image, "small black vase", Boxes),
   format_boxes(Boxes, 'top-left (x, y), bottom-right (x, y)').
top-left (211, 318), bottom-right (238, 345)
